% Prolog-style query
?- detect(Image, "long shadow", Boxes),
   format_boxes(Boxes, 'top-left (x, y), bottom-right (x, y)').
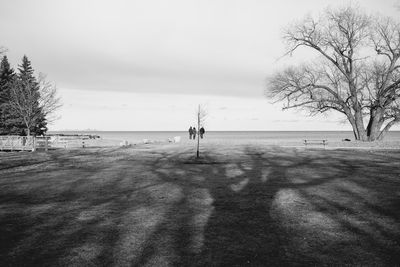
top-left (131, 146), bottom-right (201, 266)
top-left (0, 147), bottom-right (169, 266)
top-left (192, 146), bottom-right (337, 266)
top-left (138, 145), bottom-right (400, 266)
top-left (132, 145), bottom-right (330, 266)
top-left (2, 145), bottom-right (400, 266)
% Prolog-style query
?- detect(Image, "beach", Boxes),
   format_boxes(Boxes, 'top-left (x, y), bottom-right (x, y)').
top-left (1, 140), bottom-right (400, 266)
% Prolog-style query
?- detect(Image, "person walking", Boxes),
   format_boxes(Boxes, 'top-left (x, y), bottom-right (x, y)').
top-left (192, 127), bottom-right (196, 140)
top-left (200, 127), bottom-right (205, 139)
top-left (188, 126), bottom-right (193, 139)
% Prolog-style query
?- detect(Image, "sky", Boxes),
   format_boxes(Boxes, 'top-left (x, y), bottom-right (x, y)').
top-left (1, 0), bottom-right (399, 131)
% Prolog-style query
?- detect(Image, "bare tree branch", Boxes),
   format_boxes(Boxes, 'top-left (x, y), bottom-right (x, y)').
top-left (267, 5), bottom-right (400, 141)
top-left (8, 74), bottom-right (61, 135)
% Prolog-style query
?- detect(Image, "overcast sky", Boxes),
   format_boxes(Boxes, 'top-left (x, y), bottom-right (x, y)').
top-left (1, 0), bottom-right (399, 131)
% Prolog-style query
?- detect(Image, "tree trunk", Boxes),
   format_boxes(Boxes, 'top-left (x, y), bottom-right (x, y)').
top-left (23, 118), bottom-right (31, 136)
top-left (352, 129), bottom-right (358, 140)
top-left (366, 107), bottom-right (384, 141)
top-left (354, 110), bottom-right (367, 141)
top-left (346, 111), bottom-right (365, 141)
top-left (196, 106), bottom-right (200, 158)
top-left (347, 117), bottom-right (359, 140)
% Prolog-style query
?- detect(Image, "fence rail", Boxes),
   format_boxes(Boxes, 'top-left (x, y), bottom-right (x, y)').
top-left (0, 136), bottom-right (50, 151)
top-left (0, 135), bottom-right (95, 151)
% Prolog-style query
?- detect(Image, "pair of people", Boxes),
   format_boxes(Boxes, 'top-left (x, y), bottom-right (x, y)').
top-left (188, 126), bottom-right (196, 139)
top-left (188, 126), bottom-right (205, 139)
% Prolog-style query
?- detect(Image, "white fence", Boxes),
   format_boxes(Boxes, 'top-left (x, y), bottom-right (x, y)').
top-left (0, 135), bottom-right (101, 151)
top-left (0, 136), bottom-right (35, 151)
top-left (0, 136), bottom-right (51, 151)
top-left (48, 135), bottom-right (91, 148)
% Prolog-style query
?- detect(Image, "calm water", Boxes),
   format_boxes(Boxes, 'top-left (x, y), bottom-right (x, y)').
top-left (49, 131), bottom-right (400, 144)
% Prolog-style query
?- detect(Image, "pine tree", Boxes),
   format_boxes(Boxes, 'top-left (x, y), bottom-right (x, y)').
top-left (15, 56), bottom-right (47, 136)
top-left (0, 56), bottom-right (14, 106)
top-left (18, 55), bottom-right (36, 84)
top-left (0, 55), bottom-right (24, 135)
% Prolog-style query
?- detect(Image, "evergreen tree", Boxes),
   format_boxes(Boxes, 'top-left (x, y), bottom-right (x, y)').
top-left (18, 55), bottom-right (36, 84)
top-left (0, 56), bottom-right (24, 135)
top-left (16, 56), bottom-right (47, 135)
top-left (0, 56), bottom-right (14, 107)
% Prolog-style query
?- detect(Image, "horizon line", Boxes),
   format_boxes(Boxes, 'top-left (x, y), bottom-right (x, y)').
top-left (48, 130), bottom-right (400, 132)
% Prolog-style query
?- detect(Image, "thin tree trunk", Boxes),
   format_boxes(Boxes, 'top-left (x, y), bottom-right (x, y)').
top-left (196, 106), bottom-right (200, 158)
top-left (23, 118), bottom-right (31, 136)
top-left (352, 129), bottom-right (358, 140)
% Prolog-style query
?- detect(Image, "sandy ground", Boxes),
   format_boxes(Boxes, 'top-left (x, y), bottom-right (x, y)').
top-left (1, 140), bottom-right (400, 266)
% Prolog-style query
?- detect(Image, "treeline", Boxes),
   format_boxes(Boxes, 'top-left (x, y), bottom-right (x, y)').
top-left (0, 55), bottom-right (60, 136)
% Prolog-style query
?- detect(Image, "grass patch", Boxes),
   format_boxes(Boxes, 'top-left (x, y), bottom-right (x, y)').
top-left (0, 145), bottom-right (400, 266)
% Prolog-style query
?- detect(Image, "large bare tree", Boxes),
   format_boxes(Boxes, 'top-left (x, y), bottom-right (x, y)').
top-left (266, 6), bottom-right (400, 141)
top-left (9, 73), bottom-right (61, 136)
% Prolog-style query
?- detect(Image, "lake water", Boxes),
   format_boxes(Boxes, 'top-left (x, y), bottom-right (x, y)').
top-left (49, 131), bottom-right (400, 144)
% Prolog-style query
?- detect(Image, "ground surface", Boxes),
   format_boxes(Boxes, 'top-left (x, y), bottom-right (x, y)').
top-left (1, 142), bottom-right (400, 266)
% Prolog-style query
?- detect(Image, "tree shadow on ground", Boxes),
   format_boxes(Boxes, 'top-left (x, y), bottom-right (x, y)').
top-left (191, 146), bottom-right (352, 266)
top-left (1, 145), bottom-right (400, 266)
top-left (0, 147), bottom-right (166, 266)
top-left (135, 145), bottom-right (400, 266)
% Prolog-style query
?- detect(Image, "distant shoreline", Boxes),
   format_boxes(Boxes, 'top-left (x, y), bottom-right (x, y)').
top-left (36, 134), bottom-right (400, 150)
top-left (50, 130), bottom-right (400, 132)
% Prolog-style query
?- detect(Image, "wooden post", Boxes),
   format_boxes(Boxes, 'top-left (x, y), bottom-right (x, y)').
top-left (32, 137), bottom-right (36, 152)
top-left (45, 137), bottom-right (48, 151)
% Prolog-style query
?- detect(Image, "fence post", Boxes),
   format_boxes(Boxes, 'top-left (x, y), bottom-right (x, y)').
top-left (32, 137), bottom-right (36, 152)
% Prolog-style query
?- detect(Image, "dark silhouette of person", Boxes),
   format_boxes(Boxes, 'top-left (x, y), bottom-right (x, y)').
top-left (193, 127), bottom-right (197, 140)
top-left (200, 127), bottom-right (205, 138)
top-left (188, 126), bottom-right (193, 139)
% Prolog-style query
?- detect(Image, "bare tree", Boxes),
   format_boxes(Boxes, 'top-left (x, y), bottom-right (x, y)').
top-left (9, 73), bottom-right (61, 136)
top-left (0, 46), bottom-right (6, 55)
top-left (266, 6), bottom-right (400, 141)
top-left (196, 104), bottom-right (207, 158)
